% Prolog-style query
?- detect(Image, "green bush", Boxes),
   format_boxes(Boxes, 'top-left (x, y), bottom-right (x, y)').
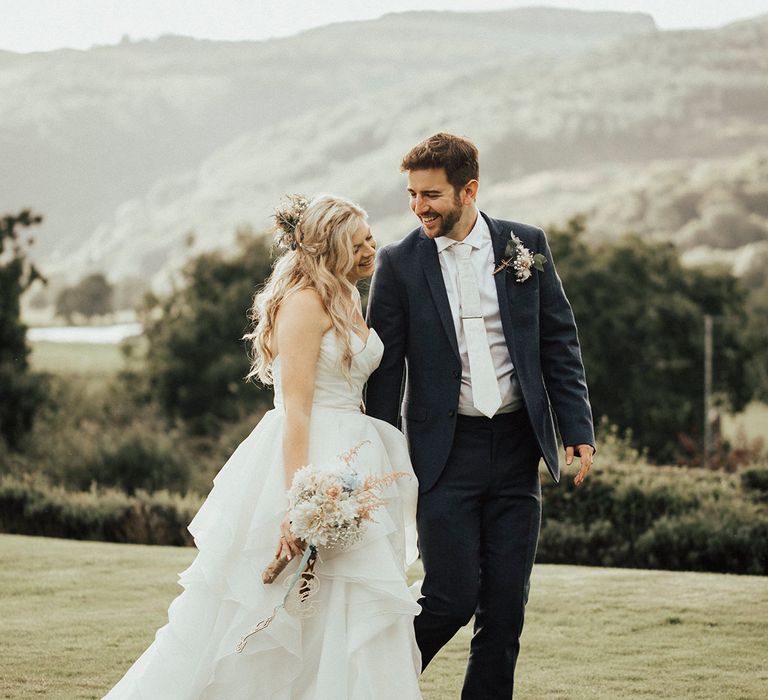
top-left (548, 218), bottom-right (754, 462)
top-left (537, 461), bottom-right (768, 574)
top-left (0, 474), bottom-right (201, 546)
top-left (82, 425), bottom-right (190, 495)
top-left (0, 210), bottom-right (47, 449)
top-left (2, 460), bottom-right (766, 574)
top-left (2, 372), bottom-right (264, 496)
top-left (536, 519), bottom-right (628, 567)
top-left (3, 373), bottom-right (195, 494)
top-left (634, 509), bottom-right (768, 575)
top-left (141, 230), bottom-right (274, 433)
top-left (741, 466), bottom-right (768, 501)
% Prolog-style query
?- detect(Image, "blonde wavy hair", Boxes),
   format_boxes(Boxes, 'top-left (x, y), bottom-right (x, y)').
top-left (244, 194), bottom-right (368, 385)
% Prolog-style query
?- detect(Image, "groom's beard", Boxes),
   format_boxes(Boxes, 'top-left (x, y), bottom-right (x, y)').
top-left (425, 200), bottom-right (462, 239)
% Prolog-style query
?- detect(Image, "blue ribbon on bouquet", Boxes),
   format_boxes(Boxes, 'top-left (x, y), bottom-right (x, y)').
top-left (236, 545), bottom-right (318, 653)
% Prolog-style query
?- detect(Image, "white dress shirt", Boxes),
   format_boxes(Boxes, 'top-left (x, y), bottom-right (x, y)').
top-left (435, 211), bottom-right (522, 416)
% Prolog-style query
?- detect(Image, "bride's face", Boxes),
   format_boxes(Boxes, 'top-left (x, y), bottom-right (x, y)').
top-left (347, 220), bottom-right (377, 283)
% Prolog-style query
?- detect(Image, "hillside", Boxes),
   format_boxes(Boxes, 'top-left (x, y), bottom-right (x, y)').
top-left (48, 12), bottom-right (768, 290)
top-left (0, 7), bottom-right (654, 266)
top-left (3, 9), bottom-right (768, 297)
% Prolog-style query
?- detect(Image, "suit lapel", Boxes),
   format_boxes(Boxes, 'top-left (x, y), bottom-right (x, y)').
top-left (417, 233), bottom-right (460, 361)
top-left (484, 213), bottom-right (518, 356)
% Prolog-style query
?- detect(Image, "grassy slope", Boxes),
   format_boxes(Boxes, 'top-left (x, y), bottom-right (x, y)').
top-left (1, 535), bottom-right (766, 699)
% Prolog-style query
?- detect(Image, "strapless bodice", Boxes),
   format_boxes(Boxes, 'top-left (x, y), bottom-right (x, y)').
top-left (272, 328), bottom-right (383, 413)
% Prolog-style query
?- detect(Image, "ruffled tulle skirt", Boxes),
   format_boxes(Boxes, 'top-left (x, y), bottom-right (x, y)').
top-left (103, 405), bottom-right (422, 699)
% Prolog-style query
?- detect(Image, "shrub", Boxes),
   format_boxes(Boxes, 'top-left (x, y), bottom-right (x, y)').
top-left (741, 466), bottom-right (768, 502)
top-left (0, 474), bottom-right (201, 546)
top-left (0, 210), bottom-right (47, 449)
top-left (548, 218), bottom-right (754, 462)
top-left (635, 509), bottom-right (768, 575)
top-left (537, 460), bottom-right (768, 574)
top-left (141, 230), bottom-right (274, 433)
top-left (83, 425), bottom-right (190, 495)
top-left (1, 370), bottom-right (264, 509)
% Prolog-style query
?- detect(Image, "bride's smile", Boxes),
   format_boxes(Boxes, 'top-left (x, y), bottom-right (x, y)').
top-left (348, 221), bottom-right (377, 282)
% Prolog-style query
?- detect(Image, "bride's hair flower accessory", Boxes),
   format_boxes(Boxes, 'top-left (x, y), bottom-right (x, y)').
top-left (493, 232), bottom-right (547, 282)
top-left (273, 194), bottom-right (310, 251)
top-left (236, 440), bottom-right (408, 652)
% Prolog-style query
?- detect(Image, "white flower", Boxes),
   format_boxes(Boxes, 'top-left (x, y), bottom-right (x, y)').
top-left (494, 232), bottom-right (548, 282)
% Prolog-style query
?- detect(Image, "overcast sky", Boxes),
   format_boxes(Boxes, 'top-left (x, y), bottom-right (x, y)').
top-left (1, 0), bottom-right (767, 53)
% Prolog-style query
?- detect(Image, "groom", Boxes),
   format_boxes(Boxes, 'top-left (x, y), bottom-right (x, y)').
top-left (366, 132), bottom-right (595, 698)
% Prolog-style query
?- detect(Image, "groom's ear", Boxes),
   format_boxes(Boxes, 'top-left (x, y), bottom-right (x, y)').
top-left (460, 179), bottom-right (479, 204)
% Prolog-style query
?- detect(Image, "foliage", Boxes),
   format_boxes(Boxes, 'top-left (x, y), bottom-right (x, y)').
top-left (0, 474), bottom-right (200, 546)
top-left (538, 461), bottom-right (768, 575)
top-left (55, 272), bottom-right (113, 321)
top-left (0, 210), bottom-right (47, 449)
top-left (140, 229), bottom-right (274, 433)
top-left (676, 427), bottom-right (766, 472)
top-left (741, 466), bottom-right (768, 502)
top-left (548, 216), bottom-right (754, 462)
top-left (0, 368), bottom-right (261, 502)
top-left (743, 282), bottom-right (768, 402)
top-left (4, 446), bottom-right (767, 574)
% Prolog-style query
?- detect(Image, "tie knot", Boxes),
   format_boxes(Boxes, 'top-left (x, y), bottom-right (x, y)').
top-left (453, 242), bottom-right (472, 260)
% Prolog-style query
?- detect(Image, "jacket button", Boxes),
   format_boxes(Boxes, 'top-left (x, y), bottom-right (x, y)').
top-left (448, 409), bottom-right (456, 417)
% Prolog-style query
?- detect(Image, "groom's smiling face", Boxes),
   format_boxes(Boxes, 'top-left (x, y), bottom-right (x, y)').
top-left (407, 168), bottom-right (475, 240)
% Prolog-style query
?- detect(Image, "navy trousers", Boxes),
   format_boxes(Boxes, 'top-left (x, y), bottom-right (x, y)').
top-left (414, 409), bottom-right (542, 699)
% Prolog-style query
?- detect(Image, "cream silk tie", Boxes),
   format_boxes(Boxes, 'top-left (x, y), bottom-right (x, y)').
top-left (452, 243), bottom-right (502, 418)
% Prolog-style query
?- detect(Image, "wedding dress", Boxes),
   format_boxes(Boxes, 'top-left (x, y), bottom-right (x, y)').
top-left (103, 328), bottom-right (422, 699)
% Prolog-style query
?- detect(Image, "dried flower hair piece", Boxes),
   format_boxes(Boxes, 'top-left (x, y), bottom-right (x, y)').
top-left (273, 194), bottom-right (310, 251)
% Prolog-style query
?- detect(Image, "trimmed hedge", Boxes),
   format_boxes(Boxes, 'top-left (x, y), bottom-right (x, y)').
top-left (0, 475), bottom-right (201, 546)
top-left (2, 464), bottom-right (767, 574)
top-left (538, 462), bottom-right (768, 575)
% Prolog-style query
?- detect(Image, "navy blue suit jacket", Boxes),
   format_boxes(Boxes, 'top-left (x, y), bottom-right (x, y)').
top-left (365, 212), bottom-right (594, 493)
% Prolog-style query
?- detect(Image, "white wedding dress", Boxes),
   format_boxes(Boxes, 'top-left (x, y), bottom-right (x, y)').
top-left (104, 328), bottom-right (422, 699)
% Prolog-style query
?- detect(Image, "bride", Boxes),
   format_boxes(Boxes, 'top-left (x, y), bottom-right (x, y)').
top-left (103, 194), bottom-right (423, 699)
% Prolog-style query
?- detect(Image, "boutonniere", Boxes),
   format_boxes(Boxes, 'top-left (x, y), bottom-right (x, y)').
top-left (493, 233), bottom-right (547, 282)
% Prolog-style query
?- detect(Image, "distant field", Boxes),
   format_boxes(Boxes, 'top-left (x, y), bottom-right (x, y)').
top-left (722, 401), bottom-right (768, 445)
top-left (29, 341), bottom-right (133, 375)
top-left (1, 534), bottom-right (766, 699)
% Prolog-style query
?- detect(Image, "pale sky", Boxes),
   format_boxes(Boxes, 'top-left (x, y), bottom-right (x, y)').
top-left (1, 0), bottom-right (767, 53)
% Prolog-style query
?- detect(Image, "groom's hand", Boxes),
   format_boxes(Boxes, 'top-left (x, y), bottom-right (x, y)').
top-left (565, 444), bottom-right (594, 486)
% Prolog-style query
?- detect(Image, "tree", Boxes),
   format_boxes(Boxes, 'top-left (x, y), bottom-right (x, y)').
top-left (55, 272), bottom-right (113, 321)
top-left (548, 217), bottom-right (753, 462)
top-left (141, 229), bottom-right (274, 433)
top-left (0, 210), bottom-right (47, 449)
top-left (741, 275), bottom-right (768, 403)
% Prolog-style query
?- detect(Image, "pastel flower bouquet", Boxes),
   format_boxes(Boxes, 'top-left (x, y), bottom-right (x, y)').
top-left (237, 441), bottom-right (406, 652)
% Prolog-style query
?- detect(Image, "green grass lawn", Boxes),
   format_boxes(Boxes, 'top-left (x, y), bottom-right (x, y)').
top-left (2, 535), bottom-right (766, 699)
top-left (28, 341), bottom-right (128, 376)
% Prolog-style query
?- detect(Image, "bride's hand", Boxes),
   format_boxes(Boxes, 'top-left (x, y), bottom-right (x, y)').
top-left (276, 513), bottom-right (303, 560)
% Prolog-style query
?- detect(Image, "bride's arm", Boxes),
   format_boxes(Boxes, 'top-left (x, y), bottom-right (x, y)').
top-left (274, 289), bottom-right (331, 559)
top-left (275, 289), bottom-right (331, 484)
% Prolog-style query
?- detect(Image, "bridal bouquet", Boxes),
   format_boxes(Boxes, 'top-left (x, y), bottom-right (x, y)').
top-left (237, 441), bottom-right (407, 652)
top-left (262, 440), bottom-right (405, 583)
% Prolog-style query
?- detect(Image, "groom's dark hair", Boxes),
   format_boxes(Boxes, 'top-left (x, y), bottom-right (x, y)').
top-left (400, 132), bottom-right (479, 194)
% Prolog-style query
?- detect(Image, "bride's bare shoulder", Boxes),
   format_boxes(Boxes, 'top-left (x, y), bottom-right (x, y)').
top-left (276, 289), bottom-right (332, 335)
